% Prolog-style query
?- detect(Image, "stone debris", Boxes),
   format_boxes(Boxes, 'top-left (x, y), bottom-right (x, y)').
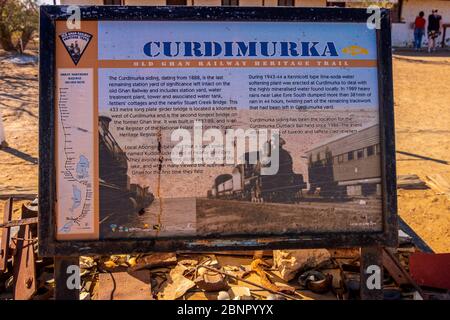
top-left (266, 293), bottom-right (286, 300)
top-left (157, 264), bottom-right (196, 300)
top-left (273, 249), bottom-right (332, 281)
top-left (0, 246), bottom-right (448, 300)
top-left (217, 290), bottom-right (230, 300)
top-left (228, 286), bottom-right (253, 300)
top-left (0, 199), bottom-right (446, 301)
top-left (80, 257), bottom-right (95, 269)
top-left (130, 252), bottom-right (177, 271)
top-left (197, 254), bottom-right (220, 276)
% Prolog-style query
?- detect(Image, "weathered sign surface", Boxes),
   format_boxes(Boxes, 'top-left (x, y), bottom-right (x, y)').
top-left (39, 6), bottom-right (397, 256)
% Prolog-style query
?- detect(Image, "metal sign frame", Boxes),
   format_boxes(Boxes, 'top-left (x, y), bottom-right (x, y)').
top-left (39, 5), bottom-right (397, 257)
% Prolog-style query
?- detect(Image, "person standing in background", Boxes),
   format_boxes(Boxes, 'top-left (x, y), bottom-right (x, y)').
top-left (414, 11), bottom-right (426, 51)
top-left (428, 9), bottom-right (443, 53)
top-left (0, 113), bottom-right (7, 148)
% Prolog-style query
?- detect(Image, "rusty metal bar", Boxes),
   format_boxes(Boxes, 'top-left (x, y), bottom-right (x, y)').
top-left (13, 224), bottom-right (37, 300)
top-left (0, 197), bottom-right (13, 272)
top-left (383, 247), bottom-right (424, 298)
top-left (0, 217), bottom-right (38, 229)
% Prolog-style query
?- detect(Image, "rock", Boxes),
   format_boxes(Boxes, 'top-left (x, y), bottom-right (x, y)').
top-left (217, 291), bottom-right (230, 300)
top-left (130, 252), bottom-right (177, 271)
top-left (101, 260), bottom-right (118, 270)
top-left (80, 256), bottom-right (95, 269)
top-left (80, 291), bottom-right (91, 300)
top-left (197, 255), bottom-right (220, 276)
top-left (99, 255), bottom-right (129, 270)
top-left (222, 265), bottom-right (246, 284)
top-left (228, 286), bottom-right (252, 300)
top-left (266, 293), bottom-right (285, 300)
top-left (157, 264), bottom-right (195, 300)
top-left (178, 258), bottom-right (198, 266)
top-left (273, 249), bottom-right (331, 281)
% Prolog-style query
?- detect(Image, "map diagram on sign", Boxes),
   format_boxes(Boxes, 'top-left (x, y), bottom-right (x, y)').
top-left (56, 69), bottom-right (95, 236)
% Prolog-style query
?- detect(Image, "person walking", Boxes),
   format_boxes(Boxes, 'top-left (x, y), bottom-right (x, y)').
top-left (428, 9), bottom-right (443, 53)
top-left (414, 11), bottom-right (426, 51)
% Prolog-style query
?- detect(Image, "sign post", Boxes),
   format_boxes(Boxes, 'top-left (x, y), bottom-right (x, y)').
top-left (0, 110), bottom-right (6, 148)
top-left (54, 256), bottom-right (80, 300)
top-left (39, 6), bottom-right (397, 299)
top-left (360, 246), bottom-right (384, 300)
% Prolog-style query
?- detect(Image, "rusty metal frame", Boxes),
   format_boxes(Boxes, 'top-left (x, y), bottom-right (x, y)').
top-left (39, 5), bottom-right (397, 257)
top-left (0, 198), bottom-right (13, 271)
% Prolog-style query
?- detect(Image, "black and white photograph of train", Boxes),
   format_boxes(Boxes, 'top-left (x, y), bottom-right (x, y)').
top-left (206, 124), bottom-right (381, 203)
top-left (96, 114), bottom-right (383, 238)
top-left (197, 123), bottom-right (383, 236)
top-left (206, 138), bottom-right (307, 203)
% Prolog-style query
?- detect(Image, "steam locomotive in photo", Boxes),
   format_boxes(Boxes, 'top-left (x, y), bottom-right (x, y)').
top-left (98, 116), bottom-right (154, 218)
top-left (208, 124), bottom-right (382, 202)
top-left (207, 139), bottom-right (306, 203)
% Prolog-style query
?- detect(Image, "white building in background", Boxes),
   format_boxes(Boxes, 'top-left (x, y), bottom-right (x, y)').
top-left (59, 0), bottom-right (450, 47)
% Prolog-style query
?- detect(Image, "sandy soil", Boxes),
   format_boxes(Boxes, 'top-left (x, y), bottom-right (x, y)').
top-left (393, 53), bottom-right (450, 253)
top-left (0, 49), bottom-right (449, 252)
top-left (0, 50), bottom-right (38, 197)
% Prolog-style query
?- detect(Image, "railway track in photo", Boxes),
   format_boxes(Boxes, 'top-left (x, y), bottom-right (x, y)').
top-left (196, 198), bottom-right (382, 236)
